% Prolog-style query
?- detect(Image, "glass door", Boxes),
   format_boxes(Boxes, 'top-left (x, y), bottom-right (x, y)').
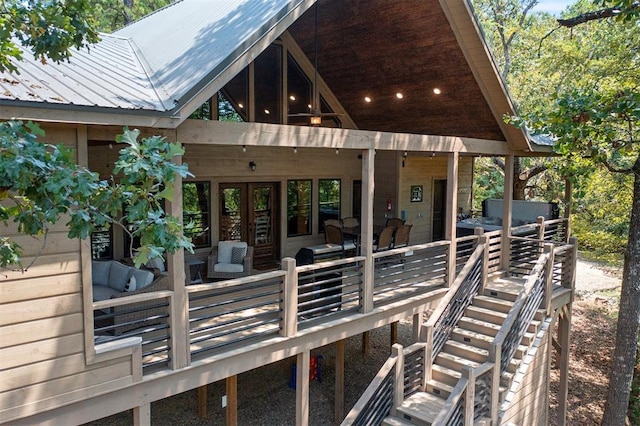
top-left (219, 183), bottom-right (279, 265)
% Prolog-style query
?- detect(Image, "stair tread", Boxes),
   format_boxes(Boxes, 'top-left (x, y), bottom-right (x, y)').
top-left (398, 392), bottom-right (446, 424)
top-left (436, 351), bottom-right (481, 368)
top-left (382, 415), bottom-right (415, 426)
top-left (426, 378), bottom-right (454, 393)
top-left (432, 363), bottom-right (461, 378)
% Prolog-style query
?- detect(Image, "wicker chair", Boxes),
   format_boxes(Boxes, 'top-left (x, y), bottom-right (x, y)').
top-left (393, 224), bottom-right (413, 248)
top-left (385, 217), bottom-right (405, 229)
top-left (373, 226), bottom-right (395, 252)
top-left (207, 241), bottom-right (253, 280)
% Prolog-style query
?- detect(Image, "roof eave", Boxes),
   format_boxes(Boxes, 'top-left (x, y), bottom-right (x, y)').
top-left (0, 103), bottom-right (180, 128)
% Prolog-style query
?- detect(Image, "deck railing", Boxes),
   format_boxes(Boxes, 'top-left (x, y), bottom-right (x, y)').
top-left (456, 234), bottom-right (480, 275)
top-left (372, 241), bottom-right (449, 308)
top-left (296, 257), bottom-right (364, 324)
top-left (93, 291), bottom-right (173, 370)
top-left (186, 271), bottom-right (284, 357)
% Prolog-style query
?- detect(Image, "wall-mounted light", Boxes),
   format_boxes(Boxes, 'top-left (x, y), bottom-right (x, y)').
top-left (402, 151), bottom-right (408, 168)
top-left (293, 147), bottom-right (298, 154)
top-left (310, 116), bottom-right (322, 126)
top-left (249, 161), bottom-right (257, 171)
top-left (335, 148), bottom-right (339, 155)
top-left (242, 145), bottom-right (246, 153)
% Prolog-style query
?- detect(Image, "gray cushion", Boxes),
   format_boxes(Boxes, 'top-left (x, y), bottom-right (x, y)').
top-left (214, 263), bottom-right (244, 273)
top-left (92, 261), bottom-right (112, 287)
top-left (93, 285), bottom-right (120, 301)
top-left (108, 261), bottom-right (132, 291)
top-left (130, 267), bottom-right (154, 289)
top-left (217, 241), bottom-right (247, 264)
top-left (231, 246), bottom-right (246, 264)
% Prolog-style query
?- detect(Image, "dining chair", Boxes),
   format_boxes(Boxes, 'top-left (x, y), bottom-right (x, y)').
top-left (341, 217), bottom-right (359, 228)
top-left (385, 217), bottom-right (405, 229)
top-left (373, 226), bottom-right (395, 252)
top-left (392, 224), bottom-right (412, 248)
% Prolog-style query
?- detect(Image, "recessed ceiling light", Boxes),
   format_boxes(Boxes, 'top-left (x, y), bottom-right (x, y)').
top-left (364, 96), bottom-right (372, 103)
top-left (433, 88), bottom-right (442, 95)
top-left (238, 103), bottom-right (244, 109)
top-left (264, 109), bottom-right (270, 114)
top-left (289, 95), bottom-right (296, 101)
top-left (396, 92), bottom-right (404, 99)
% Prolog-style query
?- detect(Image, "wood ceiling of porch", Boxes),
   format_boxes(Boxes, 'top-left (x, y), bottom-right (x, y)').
top-left (287, 0), bottom-right (507, 142)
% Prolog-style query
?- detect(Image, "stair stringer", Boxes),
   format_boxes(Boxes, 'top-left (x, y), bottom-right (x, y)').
top-left (498, 316), bottom-right (553, 425)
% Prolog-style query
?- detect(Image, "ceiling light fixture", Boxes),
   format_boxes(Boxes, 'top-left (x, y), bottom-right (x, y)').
top-left (433, 88), bottom-right (442, 95)
top-left (396, 92), bottom-right (404, 99)
top-left (364, 96), bottom-right (372, 103)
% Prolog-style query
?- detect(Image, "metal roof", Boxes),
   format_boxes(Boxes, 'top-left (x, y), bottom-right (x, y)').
top-left (0, 0), bottom-right (308, 115)
top-left (0, 34), bottom-right (169, 111)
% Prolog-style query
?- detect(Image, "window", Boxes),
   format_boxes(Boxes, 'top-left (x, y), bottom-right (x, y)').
top-left (318, 179), bottom-right (341, 233)
top-left (287, 180), bottom-right (312, 236)
top-left (91, 226), bottom-right (113, 260)
top-left (254, 45), bottom-right (282, 124)
top-left (219, 68), bottom-right (249, 121)
top-left (287, 53), bottom-right (312, 126)
top-left (183, 182), bottom-right (211, 248)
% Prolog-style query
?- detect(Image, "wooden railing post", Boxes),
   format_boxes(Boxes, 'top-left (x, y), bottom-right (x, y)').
top-left (462, 366), bottom-right (475, 424)
top-left (488, 344), bottom-right (501, 425)
top-left (391, 344), bottom-right (404, 416)
top-left (281, 257), bottom-right (298, 337)
top-left (478, 234), bottom-right (489, 294)
top-left (567, 237), bottom-right (578, 290)
top-left (543, 245), bottom-right (555, 315)
top-left (536, 216), bottom-right (546, 240)
top-left (423, 326), bottom-right (434, 384)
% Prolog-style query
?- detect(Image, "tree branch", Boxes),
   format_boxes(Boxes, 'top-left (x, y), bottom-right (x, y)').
top-left (557, 2), bottom-right (639, 28)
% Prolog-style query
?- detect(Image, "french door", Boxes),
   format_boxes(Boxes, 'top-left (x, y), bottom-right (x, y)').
top-left (219, 182), bottom-right (279, 265)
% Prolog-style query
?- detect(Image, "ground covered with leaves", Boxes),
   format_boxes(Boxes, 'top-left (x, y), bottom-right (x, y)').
top-left (548, 292), bottom-right (620, 424)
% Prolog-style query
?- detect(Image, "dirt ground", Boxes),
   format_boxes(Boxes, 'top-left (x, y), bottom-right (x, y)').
top-left (88, 257), bottom-right (623, 425)
top-left (547, 257), bottom-right (623, 425)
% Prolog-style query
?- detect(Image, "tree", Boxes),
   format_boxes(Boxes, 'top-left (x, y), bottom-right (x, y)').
top-left (0, 1), bottom-right (193, 269)
top-left (92, 0), bottom-right (174, 32)
top-left (0, 0), bottom-right (100, 73)
top-left (515, 2), bottom-right (640, 421)
top-left (472, 0), bottom-right (559, 201)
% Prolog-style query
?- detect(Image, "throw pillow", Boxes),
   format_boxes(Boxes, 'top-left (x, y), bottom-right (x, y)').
top-left (124, 275), bottom-right (137, 292)
top-left (231, 246), bottom-right (246, 264)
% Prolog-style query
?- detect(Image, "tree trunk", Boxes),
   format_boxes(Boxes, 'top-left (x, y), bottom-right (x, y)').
top-left (602, 161), bottom-right (640, 425)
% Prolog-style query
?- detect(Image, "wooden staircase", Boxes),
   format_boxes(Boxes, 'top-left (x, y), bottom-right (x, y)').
top-left (383, 277), bottom-right (544, 426)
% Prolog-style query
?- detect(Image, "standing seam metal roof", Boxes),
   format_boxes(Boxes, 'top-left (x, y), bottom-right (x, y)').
top-left (0, 0), bottom-right (307, 115)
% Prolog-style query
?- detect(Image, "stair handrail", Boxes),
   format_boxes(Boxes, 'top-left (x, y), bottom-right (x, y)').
top-left (341, 344), bottom-right (401, 425)
top-left (423, 237), bottom-right (487, 362)
top-left (430, 361), bottom-right (494, 425)
top-left (487, 244), bottom-right (553, 423)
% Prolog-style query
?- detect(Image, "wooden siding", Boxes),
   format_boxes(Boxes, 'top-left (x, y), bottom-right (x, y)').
top-left (0, 127), bottom-right (138, 423)
top-left (500, 325), bottom-right (550, 425)
top-left (398, 155), bottom-right (473, 243)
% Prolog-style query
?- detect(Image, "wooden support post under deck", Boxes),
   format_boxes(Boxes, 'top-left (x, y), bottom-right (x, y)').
top-left (133, 403), bottom-right (150, 426)
top-left (197, 385), bottom-right (208, 419)
top-left (557, 306), bottom-right (572, 426)
top-left (296, 351), bottom-right (310, 426)
top-left (226, 376), bottom-right (238, 426)
top-left (445, 152), bottom-right (459, 286)
top-left (361, 148), bottom-right (375, 313)
top-left (412, 312), bottom-right (423, 342)
top-left (390, 321), bottom-right (398, 346)
top-left (361, 331), bottom-right (370, 355)
top-left (335, 339), bottom-right (345, 423)
top-left (501, 154), bottom-right (515, 271)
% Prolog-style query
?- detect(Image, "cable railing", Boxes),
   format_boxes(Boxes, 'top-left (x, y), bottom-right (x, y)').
top-left (187, 271), bottom-right (284, 357)
top-left (424, 240), bottom-right (486, 363)
top-left (372, 241), bottom-right (449, 308)
top-left (93, 291), bottom-right (173, 371)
